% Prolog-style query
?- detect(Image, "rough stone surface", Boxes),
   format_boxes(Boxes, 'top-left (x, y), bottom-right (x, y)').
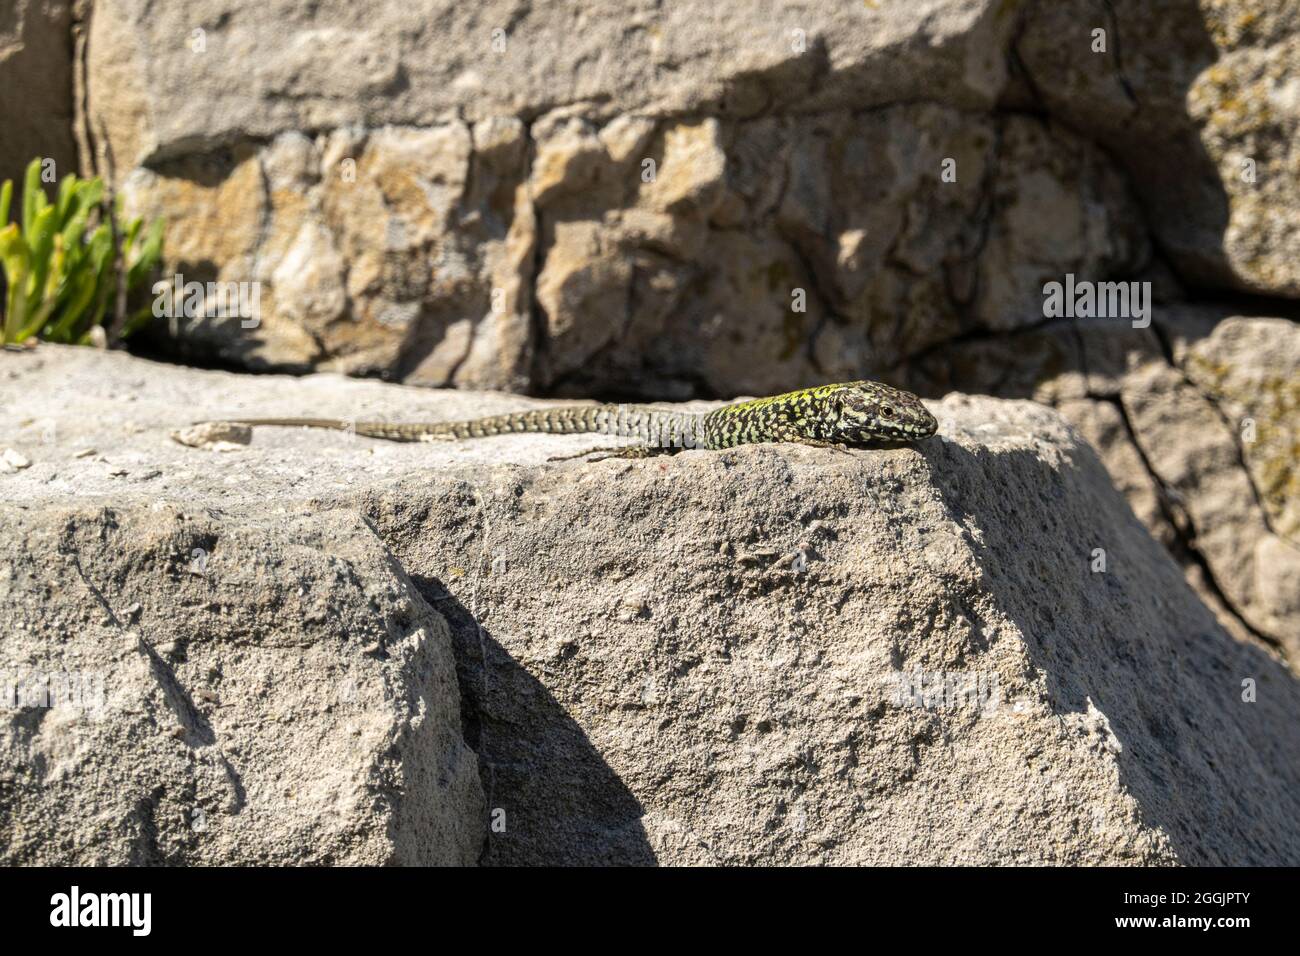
top-left (0, 356), bottom-right (486, 864)
top-left (1175, 314), bottom-right (1300, 544)
top-left (84, 0), bottom-right (1015, 165)
top-left (105, 103), bottom-right (1150, 398)
top-left (69, 0), bottom-right (1295, 390)
top-left (3, 346), bottom-right (1299, 865)
top-left (904, 307), bottom-right (1300, 661)
top-left (1016, 0), bottom-right (1300, 297)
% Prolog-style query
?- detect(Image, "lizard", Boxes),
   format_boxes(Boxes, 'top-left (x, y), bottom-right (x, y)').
top-left (209, 380), bottom-right (938, 460)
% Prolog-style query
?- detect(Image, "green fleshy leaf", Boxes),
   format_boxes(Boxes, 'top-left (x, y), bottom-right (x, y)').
top-left (24, 204), bottom-right (58, 311)
top-left (21, 158), bottom-right (47, 236)
top-left (46, 225), bottom-right (112, 341)
top-left (1, 160), bottom-right (164, 345)
top-left (13, 292), bottom-right (59, 342)
top-left (127, 218), bottom-right (165, 291)
top-left (1, 223), bottom-right (30, 341)
top-left (78, 178), bottom-right (104, 214)
top-left (56, 173), bottom-right (80, 222)
top-left (48, 265), bottom-right (99, 342)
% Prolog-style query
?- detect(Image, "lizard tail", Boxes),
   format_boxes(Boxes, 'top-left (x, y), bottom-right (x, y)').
top-left (203, 405), bottom-right (709, 445)
top-left (202, 418), bottom-right (440, 443)
top-left (215, 417), bottom-right (354, 430)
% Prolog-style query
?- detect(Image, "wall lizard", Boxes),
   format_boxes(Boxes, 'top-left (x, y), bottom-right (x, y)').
top-left (213, 380), bottom-right (938, 459)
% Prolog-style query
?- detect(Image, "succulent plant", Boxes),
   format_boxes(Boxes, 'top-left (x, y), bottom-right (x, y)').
top-left (0, 158), bottom-right (164, 346)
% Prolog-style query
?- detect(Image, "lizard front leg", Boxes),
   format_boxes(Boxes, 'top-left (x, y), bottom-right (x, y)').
top-left (768, 427), bottom-right (855, 455)
top-left (791, 438), bottom-right (854, 455)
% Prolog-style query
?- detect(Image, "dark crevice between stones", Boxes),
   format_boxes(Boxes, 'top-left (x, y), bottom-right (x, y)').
top-left (1148, 318), bottom-right (1300, 551)
top-left (1001, 0), bottom-right (1050, 116)
top-left (1099, 0), bottom-right (1140, 107)
top-left (1095, 389), bottom-right (1284, 655)
top-left (71, 0), bottom-right (96, 180)
top-left (888, 313), bottom-right (1072, 376)
top-left (521, 117), bottom-right (552, 392)
top-left (406, 573), bottom-right (493, 864)
top-left (943, 111), bottom-right (1006, 347)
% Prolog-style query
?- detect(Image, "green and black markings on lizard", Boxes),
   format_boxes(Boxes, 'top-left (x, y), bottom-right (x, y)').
top-left (219, 380), bottom-right (939, 458)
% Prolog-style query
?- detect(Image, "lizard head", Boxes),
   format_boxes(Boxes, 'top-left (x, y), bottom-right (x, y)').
top-left (830, 381), bottom-right (938, 445)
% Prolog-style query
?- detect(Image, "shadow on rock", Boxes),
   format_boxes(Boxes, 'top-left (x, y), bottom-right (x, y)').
top-left (914, 435), bottom-right (1300, 865)
top-left (411, 575), bottom-right (657, 866)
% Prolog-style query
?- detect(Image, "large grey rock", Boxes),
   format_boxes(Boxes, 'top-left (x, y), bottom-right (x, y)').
top-left (3, 345), bottom-right (1298, 865)
top-left (72, 1), bottom-right (1087, 391)
top-left (60, 1), bottom-right (1295, 670)
top-left (0, 356), bottom-right (486, 863)
top-left (106, 99), bottom-right (1146, 398)
top-left (84, 0), bottom-right (1014, 166)
top-left (74, 0), bottom-right (1297, 393)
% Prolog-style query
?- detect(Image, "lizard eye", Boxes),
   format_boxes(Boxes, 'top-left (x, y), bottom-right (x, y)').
top-left (880, 405), bottom-right (895, 419)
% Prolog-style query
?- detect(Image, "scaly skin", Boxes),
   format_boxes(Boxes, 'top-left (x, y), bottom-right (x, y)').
top-left (223, 380), bottom-right (938, 454)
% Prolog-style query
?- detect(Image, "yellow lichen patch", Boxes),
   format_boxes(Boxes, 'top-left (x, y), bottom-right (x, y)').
top-left (639, 119), bottom-right (726, 216)
top-left (1186, 351), bottom-right (1300, 539)
top-left (1201, 0), bottom-right (1288, 48)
